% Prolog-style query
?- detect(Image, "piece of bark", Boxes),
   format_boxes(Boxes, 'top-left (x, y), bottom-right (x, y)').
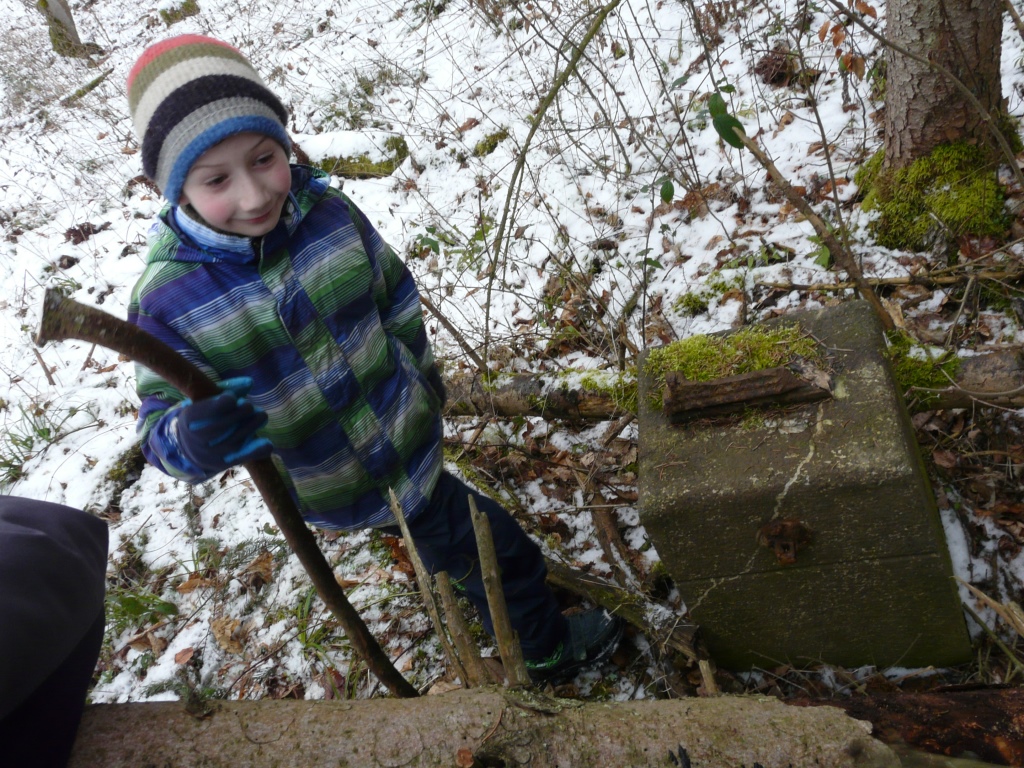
top-left (69, 689), bottom-right (899, 768)
top-left (663, 365), bottom-right (832, 423)
top-left (789, 686), bottom-right (1024, 766)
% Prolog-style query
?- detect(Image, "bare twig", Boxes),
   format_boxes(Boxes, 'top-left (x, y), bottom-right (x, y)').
top-left (32, 347), bottom-right (57, 387)
top-left (35, 289), bottom-right (418, 699)
top-left (731, 128), bottom-right (894, 332)
top-left (467, 494), bottom-right (531, 686)
top-left (389, 489), bottom-right (470, 687)
top-left (420, 294), bottom-right (485, 373)
top-left (436, 572), bottom-right (493, 687)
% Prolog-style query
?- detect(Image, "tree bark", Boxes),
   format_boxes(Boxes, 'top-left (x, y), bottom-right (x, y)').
top-left (69, 689), bottom-right (899, 768)
top-left (883, 0), bottom-right (1004, 169)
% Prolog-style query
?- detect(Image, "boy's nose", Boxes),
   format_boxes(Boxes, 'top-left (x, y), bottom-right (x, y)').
top-left (238, 174), bottom-right (271, 211)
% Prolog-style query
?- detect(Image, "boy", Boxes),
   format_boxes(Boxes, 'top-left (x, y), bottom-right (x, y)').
top-left (126, 35), bottom-right (621, 684)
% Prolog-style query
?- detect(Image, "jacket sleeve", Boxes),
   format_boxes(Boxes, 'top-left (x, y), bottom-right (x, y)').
top-left (128, 285), bottom-right (220, 483)
top-left (0, 497), bottom-right (108, 720)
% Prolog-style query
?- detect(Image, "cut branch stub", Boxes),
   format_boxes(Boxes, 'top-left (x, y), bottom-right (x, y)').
top-left (35, 289), bottom-right (418, 699)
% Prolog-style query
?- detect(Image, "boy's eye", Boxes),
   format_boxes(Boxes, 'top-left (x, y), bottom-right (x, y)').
top-left (204, 175), bottom-right (227, 187)
top-left (255, 152), bottom-right (275, 166)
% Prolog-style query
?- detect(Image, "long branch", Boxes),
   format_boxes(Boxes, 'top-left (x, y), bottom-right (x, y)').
top-left (733, 129), bottom-right (894, 332)
top-left (35, 289), bottom-right (418, 699)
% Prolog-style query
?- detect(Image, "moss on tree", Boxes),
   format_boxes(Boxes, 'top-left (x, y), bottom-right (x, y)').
top-left (856, 143), bottom-right (1008, 252)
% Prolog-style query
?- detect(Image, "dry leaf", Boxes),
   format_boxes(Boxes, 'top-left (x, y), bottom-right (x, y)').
top-left (176, 574), bottom-right (216, 593)
top-left (238, 550), bottom-right (274, 592)
top-left (174, 646), bottom-right (195, 665)
top-left (817, 20), bottom-right (830, 42)
top-left (427, 679), bottom-right (462, 695)
top-left (456, 747), bottom-right (476, 767)
top-left (212, 617), bottom-right (244, 654)
top-left (855, 0), bottom-right (877, 19)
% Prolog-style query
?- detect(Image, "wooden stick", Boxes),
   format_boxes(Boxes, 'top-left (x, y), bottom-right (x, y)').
top-left (35, 289), bottom-right (418, 699)
top-left (436, 572), bottom-right (493, 687)
top-left (544, 558), bottom-right (699, 662)
top-left (389, 489), bottom-right (470, 687)
top-left (467, 494), bottom-right (531, 686)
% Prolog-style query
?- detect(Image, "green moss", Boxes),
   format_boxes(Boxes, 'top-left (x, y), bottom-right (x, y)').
top-left (473, 128), bottom-right (509, 157)
top-left (643, 323), bottom-right (820, 408)
top-left (317, 136), bottom-right (409, 179)
top-left (576, 370), bottom-right (639, 415)
top-left (672, 271), bottom-right (743, 317)
top-left (159, 0), bottom-right (200, 26)
top-left (858, 143), bottom-right (1007, 252)
top-left (885, 330), bottom-right (960, 407)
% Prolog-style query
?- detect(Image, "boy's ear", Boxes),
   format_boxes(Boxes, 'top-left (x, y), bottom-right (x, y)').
top-left (177, 192), bottom-right (190, 207)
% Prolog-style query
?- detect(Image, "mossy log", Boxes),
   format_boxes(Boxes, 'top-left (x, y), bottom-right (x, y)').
top-left (70, 689), bottom-right (898, 768)
top-left (445, 370), bottom-right (624, 420)
top-left (444, 348), bottom-right (1024, 420)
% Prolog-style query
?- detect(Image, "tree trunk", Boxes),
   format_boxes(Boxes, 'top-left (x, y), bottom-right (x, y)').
top-left (69, 689), bottom-right (899, 768)
top-left (883, 0), bottom-right (1004, 169)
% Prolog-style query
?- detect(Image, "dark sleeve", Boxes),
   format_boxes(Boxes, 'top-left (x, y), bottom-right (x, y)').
top-left (0, 497), bottom-right (108, 719)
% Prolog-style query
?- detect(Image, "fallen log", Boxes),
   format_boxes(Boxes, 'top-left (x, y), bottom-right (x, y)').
top-left (914, 349), bottom-right (1024, 410)
top-left (443, 347), bottom-right (1024, 420)
top-left (69, 688), bottom-right (899, 768)
top-left (789, 686), bottom-right (1024, 766)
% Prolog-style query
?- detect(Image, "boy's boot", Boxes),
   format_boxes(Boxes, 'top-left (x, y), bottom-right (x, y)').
top-left (525, 608), bottom-right (623, 684)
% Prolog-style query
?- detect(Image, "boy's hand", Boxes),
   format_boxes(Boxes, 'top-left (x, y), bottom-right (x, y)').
top-left (173, 380), bottom-right (272, 473)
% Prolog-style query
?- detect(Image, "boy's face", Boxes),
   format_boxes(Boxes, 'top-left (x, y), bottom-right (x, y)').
top-left (179, 132), bottom-right (291, 237)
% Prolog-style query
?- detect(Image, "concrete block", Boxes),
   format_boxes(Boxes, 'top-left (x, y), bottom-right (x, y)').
top-left (637, 301), bottom-right (971, 669)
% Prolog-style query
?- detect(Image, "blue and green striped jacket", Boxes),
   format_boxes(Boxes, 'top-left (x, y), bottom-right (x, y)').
top-left (128, 165), bottom-right (443, 530)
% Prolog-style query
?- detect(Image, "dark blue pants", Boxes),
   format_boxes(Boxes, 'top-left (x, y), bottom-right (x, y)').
top-left (383, 472), bottom-right (567, 660)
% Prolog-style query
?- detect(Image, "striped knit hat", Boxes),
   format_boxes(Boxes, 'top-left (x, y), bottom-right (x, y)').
top-left (127, 35), bottom-right (290, 204)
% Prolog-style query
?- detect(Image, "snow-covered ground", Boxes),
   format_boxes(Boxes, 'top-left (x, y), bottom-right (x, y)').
top-left (2, 0), bottom-right (1023, 702)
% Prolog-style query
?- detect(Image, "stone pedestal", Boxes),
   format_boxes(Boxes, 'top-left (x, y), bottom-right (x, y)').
top-left (637, 301), bottom-right (971, 670)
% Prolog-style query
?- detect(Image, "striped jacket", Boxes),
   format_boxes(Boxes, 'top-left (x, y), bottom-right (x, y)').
top-left (129, 165), bottom-right (443, 530)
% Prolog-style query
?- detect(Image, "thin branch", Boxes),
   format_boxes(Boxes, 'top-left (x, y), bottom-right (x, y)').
top-left (467, 494), bottom-right (531, 686)
top-left (389, 489), bottom-right (470, 687)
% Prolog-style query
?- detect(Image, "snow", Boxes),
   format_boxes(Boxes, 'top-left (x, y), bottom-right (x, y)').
top-left (1, 0), bottom-right (1023, 703)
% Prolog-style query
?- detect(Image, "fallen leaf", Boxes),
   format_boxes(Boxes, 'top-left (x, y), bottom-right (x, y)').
top-left (212, 617), bottom-right (244, 654)
top-left (175, 647), bottom-right (195, 665)
top-left (237, 550), bottom-right (274, 592)
top-left (176, 574), bottom-right (216, 593)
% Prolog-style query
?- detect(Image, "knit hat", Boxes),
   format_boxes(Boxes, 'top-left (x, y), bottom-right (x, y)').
top-left (127, 34), bottom-right (291, 204)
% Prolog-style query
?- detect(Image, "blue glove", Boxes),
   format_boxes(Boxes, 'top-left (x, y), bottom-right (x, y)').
top-left (172, 378), bottom-right (273, 474)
